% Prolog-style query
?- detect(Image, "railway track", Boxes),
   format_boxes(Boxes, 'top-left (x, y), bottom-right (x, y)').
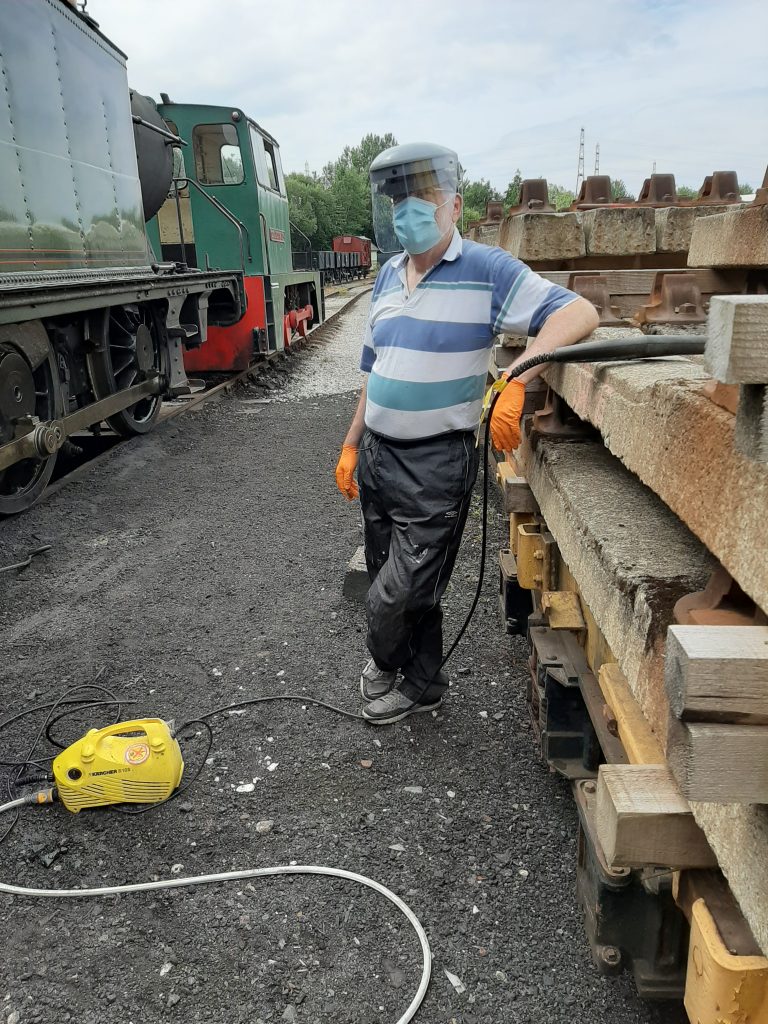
top-left (39, 285), bottom-right (372, 510)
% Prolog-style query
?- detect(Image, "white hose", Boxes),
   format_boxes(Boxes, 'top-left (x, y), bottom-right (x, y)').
top-left (0, 797), bottom-right (27, 813)
top-left (0, 797), bottom-right (432, 1024)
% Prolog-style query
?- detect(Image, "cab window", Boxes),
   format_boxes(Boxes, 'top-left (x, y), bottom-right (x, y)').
top-left (250, 125), bottom-right (285, 195)
top-left (192, 123), bottom-right (244, 185)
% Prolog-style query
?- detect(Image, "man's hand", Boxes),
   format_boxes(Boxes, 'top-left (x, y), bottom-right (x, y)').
top-left (335, 444), bottom-right (359, 500)
top-left (489, 379), bottom-right (526, 452)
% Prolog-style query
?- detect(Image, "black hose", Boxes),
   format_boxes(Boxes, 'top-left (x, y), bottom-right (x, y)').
top-left (501, 334), bottom-right (706, 379)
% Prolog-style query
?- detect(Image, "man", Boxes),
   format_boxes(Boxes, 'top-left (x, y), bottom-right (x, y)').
top-left (335, 143), bottom-right (599, 726)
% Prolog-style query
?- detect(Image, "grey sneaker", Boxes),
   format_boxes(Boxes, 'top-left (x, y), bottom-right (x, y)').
top-left (362, 688), bottom-right (442, 725)
top-left (360, 658), bottom-right (397, 701)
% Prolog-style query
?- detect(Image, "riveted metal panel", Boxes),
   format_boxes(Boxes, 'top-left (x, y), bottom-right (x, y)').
top-left (0, 0), bottom-right (148, 275)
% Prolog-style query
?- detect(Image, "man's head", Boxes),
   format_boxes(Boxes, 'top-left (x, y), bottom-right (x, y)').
top-left (370, 143), bottom-right (462, 256)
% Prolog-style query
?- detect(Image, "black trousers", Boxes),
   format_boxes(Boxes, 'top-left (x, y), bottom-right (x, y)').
top-left (358, 428), bottom-right (480, 703)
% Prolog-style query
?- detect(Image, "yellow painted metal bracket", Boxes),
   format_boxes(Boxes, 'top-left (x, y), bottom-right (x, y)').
top-left (516, 522), bottom-right (555, 591)
top-left (597, 663), bottom-right (665, 765)
top-left (540, 590), bottom-right (586, 631)
top-left (675, 872), bottom-right (768, 1024)
top-left (509, 512), bottom-right (536, 555)
top-left (685, 899), bottom-right (768, 1024)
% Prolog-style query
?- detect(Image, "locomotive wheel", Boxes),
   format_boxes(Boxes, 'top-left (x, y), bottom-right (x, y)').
top-left (89, 304), bottom-right (164, 437)
top-left (0, 342), bottom-right (60, 515)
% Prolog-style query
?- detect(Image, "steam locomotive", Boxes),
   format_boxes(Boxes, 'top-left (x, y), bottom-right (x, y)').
top-left (0, 0), bottom-right (324, 512)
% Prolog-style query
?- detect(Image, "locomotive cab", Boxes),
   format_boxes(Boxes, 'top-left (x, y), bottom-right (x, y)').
top-left (147, 104), bottom-right (323, 370)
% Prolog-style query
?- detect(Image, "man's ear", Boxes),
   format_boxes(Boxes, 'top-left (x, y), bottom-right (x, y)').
top-left (452, 193), bottom-right (463, 224)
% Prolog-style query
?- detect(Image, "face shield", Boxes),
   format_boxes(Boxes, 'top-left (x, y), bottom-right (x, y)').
top-left (370, 148), bottom-right (460, 256)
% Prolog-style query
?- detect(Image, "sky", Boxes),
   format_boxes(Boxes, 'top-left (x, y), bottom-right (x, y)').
top-left (89, 0), bottom-right (767, 196)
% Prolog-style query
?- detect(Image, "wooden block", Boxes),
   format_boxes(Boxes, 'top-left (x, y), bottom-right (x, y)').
top-left (540, 591), bottom-right (585, 631)
top-left (667, 719), bottom-right (768, 803)
top-left (596, 764), bottom-right (718, 868)
top-left (706, 295), bottom-right (768, 384)
top-left (496, 461), bottom-right (539, 514)
top-left (598, 663), bottom-right (665, 764)
top-left (666, 625), bottom-right (768, 724)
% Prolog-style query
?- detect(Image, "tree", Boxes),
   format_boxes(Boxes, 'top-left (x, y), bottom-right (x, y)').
top-left (335, 133), bottom-right (399, 176)
top-left (503, 169), bottom-right (523, 208)
top-left (285, 172), bottom-right (337, 250)
top-left (286, 134), bottom-right (399, 248)
top-left (655, 181), bottom-right (754, 201)
top-left (547, 183), bottom-right (576, 211)
top-left (330, 166), bottom-right (371, 238)
top-left (460, 176), bottom-right (502, 225)
top-left (610, 178), bottom-right (635, 202)
top-left (290, 133), bottom-right (399, 247)
top-left (285, 174), bottom-right (319, 249)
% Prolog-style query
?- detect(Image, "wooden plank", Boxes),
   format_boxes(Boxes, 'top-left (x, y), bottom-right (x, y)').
top-left (666, 625), bottom-right (768, 724)
top-left (596, 763), bottom-right (718, 868)
top-left (706, 295), bottom-right (768, 384)
top-left (667, 719), bottom-right (768, 803)
top-left (496, 461), bottom-right (539, 514)
top-left (598, 663), bottom-right (665, 764)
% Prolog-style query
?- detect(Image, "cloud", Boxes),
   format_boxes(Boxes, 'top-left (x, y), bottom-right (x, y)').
top-left (89, 0), bottom-right (768, 192)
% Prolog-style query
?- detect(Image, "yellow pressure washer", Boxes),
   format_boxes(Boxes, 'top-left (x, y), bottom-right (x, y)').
top-left (52, 719), bottom-right (184, 812)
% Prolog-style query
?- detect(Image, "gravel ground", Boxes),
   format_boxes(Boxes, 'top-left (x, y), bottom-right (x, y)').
top-left (0, 296), bottom-right (685, 1024)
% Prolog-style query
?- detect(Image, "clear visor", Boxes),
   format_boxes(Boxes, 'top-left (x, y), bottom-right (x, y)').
top-left (371, 156), bottom-right (459, 255)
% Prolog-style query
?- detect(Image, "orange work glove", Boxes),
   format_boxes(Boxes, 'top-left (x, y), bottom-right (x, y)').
top-left (335, 444), bottom-right (359, 500)
top-left (489, 378), bottom-right (526, 452)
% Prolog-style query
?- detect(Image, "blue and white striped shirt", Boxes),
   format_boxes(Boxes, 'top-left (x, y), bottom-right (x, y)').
top-left (360, 229), bottom-right (578, 439)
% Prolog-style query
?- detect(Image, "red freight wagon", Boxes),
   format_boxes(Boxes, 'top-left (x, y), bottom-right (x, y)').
top-left (332, 235), bottom-right (372, 276)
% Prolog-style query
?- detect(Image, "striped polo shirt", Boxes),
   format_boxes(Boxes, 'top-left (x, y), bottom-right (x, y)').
top-left (360, 229), bottom-right (578, 439)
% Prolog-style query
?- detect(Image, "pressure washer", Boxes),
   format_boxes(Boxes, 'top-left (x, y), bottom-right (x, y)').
top-left (0, 333), bottom-right (706, 1024)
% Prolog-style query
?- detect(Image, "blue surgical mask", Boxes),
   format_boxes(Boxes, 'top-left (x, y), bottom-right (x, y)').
top-left (393, 196), bottom-right (451, 255)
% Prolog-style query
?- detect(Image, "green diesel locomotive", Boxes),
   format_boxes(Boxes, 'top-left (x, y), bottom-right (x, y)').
top-left (147, 101), bottom-right (323, 371)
